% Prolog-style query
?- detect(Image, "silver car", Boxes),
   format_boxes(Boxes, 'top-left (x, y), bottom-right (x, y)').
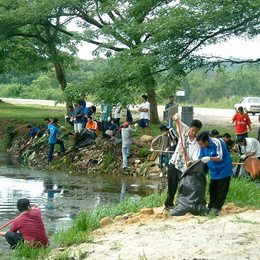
top-left (234, 97), bottom-right (260, 115)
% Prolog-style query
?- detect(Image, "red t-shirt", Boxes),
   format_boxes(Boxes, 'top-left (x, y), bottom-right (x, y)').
top-left (10, 209), bottom-right (49, 247)
top-left (232, 113), bottom-right (251, 134)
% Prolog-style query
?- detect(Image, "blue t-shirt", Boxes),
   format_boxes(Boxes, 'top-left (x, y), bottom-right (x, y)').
top-left (47, 124), bottom-right (61, 144)
top-left (83, 106), bottom-right (94, 117)
top-left (198, 138), bottom-right (232, 180)
top-left (29, 127), bottom-right (41, 138)
top-left (72, 106), bottom-right (84, 123)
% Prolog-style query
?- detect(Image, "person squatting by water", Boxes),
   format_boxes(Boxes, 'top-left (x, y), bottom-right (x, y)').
top-left (0, 198), bottom-right (49, 249)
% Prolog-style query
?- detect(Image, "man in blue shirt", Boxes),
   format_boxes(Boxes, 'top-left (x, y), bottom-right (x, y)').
top-left (47, 118), bottom-right (65, 163)
top-left (196, 131), bottom-right (232, 215)
top-left (26, 125), bottom-right (43, 144)
top-left (71, 101), bottom-right (84, 134)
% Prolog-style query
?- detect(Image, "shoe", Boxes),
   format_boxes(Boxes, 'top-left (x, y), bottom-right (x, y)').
top-left (163, 205), bottom-right (174, 211)
top-left (159, 172), bottom-right (163, 178)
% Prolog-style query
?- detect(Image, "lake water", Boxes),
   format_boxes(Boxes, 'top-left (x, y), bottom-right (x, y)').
top-left (0, 152), bottom-right (166, 255)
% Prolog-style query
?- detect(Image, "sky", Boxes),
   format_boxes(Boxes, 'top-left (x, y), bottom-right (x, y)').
top-left (76, 37), bottom-right (260, 60)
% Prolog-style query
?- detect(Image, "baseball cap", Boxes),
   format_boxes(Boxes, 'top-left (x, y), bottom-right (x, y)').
top-left (123, 122), bottom-right (129, 127)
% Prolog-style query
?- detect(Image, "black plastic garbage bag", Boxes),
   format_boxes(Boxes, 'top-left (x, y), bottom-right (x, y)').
top-left (168, 160), bottom-right (209, 216)
top-left (74, 129), bottom-right (97, 149)
top-left (232, 158), bottom-right (248, 178)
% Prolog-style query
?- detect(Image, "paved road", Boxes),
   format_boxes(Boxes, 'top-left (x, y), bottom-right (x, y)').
top-left (2, 98), bottom-right (259, 131)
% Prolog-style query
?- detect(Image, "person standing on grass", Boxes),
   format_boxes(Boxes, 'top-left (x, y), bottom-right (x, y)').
top-left (0, 198), bottom-right (49, 249)
top-left (121, 122), bottom-right (138, 169)
top-left (165, 115), bottom-right (203, 211)
top-left (232, 106), bottom-right (252, 138)
top-left (150, 126), bottom-right (171, 177)
top-left (196, 131), bottom-right (233, 215)
top-left (138, 94), bottom-right (150, 135)
top-left (47, 118), bottom-right (65, 163)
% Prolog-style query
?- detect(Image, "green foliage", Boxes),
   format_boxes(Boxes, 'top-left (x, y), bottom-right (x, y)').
top-left (12, 242), bottom-right (52, 260)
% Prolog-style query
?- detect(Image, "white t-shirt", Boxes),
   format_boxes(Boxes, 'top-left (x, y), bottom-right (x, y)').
top-left (139, 101), bottom-right (150, 120)
top-left (241, 138), bottom-right (260, 158)
top-left (169, 121), bottom-right (200, 172)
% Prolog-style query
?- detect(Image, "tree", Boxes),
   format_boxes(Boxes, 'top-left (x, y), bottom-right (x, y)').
top-left (63, 0), bottom-right (260, 123)
top-left (0, 0), bottom-right (78, 97)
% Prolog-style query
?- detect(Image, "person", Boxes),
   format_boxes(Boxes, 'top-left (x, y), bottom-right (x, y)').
top-left (165, 95), bottom-right (175, 110)
top-left (79, 94), bottom-right (86, 108)
top-left (165, 114), bottom-right (203, 212)
top-left (84, 105), bottom-right (96, 119)
top-left (0, 198), bottom-right (49, 249)
top-left (26, 125), bottom-right (43, 144)
top-left (65, 105), bottom-right (74, 127)
top-left (44, 118), bottom-right (52, 132)
top-left (71, 101), bottom-right (84, 134)
top-left (47, 118), bottom-right (65, 163)
top-left (105, 118), bottom-right (119, 139)
top-left (232, 106), bottom-right (252, 138)
top-left (138, 94), bottom-right (150, 135)
top-left (114, 103), bottom-right (123, 126)
top-left (165, 96), bottom-right (176, 127)
top-left (257, 115), bottom-right (260, 142)
top-left (211, 129), bottom-right (221, 138)
top-left (86, 116), bottom-right (100, 136)
top-left (126, 107), bottom-right (133, 124)
top-left (121, 122), bottom-right (138, 169)
top-left (221, 133), bottom-right (235, 152)
top-left (101, 100), bottom-right (112, 139)
top-left (236, 136), bottom-right (260, 160)
top-left (150, 126), bottom-right (171, 177)
top-left (196, 131), bottom-right (233, 215)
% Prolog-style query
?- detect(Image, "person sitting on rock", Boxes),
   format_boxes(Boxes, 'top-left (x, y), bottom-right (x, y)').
top-left (105, 118), bottom-right (119, 139)
top-left (0, 198), bottom-right (49, 249)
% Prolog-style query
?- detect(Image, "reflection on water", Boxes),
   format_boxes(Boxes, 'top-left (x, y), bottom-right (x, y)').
top-left (0, 152), bottom-right (166, 255)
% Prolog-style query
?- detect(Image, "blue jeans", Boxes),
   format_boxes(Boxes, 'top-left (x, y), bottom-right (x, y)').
top-left (159, 154), bottom-right (169, 169)
top-left (122, 147), bottom-right (130, 168)
top-left (48, 140), bottom-right (65, 163)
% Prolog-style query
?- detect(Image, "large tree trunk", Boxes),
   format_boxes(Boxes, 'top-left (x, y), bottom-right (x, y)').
top-left (143, 66), bottom-right (160, 124)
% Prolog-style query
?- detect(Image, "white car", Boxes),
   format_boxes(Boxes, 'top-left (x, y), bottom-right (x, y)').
top-left (234, 97), bottom-right (260, 115)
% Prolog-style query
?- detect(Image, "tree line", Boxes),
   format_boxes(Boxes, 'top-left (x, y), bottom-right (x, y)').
top-left (0, 59), bottom-right (259, 107)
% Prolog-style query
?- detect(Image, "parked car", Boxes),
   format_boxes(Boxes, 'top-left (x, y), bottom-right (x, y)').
top-left (234, 97), bottom-right (260, 115)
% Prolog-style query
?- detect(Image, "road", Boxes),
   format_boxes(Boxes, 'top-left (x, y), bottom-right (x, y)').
top-left (1, 98), bottom-right (259, 131)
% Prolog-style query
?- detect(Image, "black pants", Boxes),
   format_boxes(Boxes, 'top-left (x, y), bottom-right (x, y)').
top-left (5, 231), bottom-right (24, 249)
top-left (164, 164), bottom-right (181, 207)
top-left (208, 176), bottom-right (231, 211)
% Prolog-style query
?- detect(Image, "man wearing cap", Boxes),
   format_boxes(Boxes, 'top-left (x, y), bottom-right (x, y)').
top-left (232, 107), bottom-right (252, 138)
top-left (121, 122), bottom-right (138, 169)
top-left (236, 136), bottom-right (260, 160)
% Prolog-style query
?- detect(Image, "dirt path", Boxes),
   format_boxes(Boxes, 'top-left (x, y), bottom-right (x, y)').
top-left (51, 205), bottom-right (260, 260)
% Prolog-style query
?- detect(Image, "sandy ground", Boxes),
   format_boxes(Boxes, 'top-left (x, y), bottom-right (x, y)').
top-left (50, 205), bottom-right (260, 260)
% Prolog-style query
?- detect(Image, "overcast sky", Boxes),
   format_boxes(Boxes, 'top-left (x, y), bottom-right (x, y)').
top-left (76, 37), bottom-right (260, 60)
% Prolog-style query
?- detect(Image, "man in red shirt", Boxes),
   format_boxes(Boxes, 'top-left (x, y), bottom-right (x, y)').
top-left (0, 198), bottom-right (49, 249)
top-left (232, 106), bottom-right (252, 138)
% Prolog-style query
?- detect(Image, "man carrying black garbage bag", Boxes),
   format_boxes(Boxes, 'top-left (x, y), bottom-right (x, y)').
top-left (168, 160), bottom-right (209, 216)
